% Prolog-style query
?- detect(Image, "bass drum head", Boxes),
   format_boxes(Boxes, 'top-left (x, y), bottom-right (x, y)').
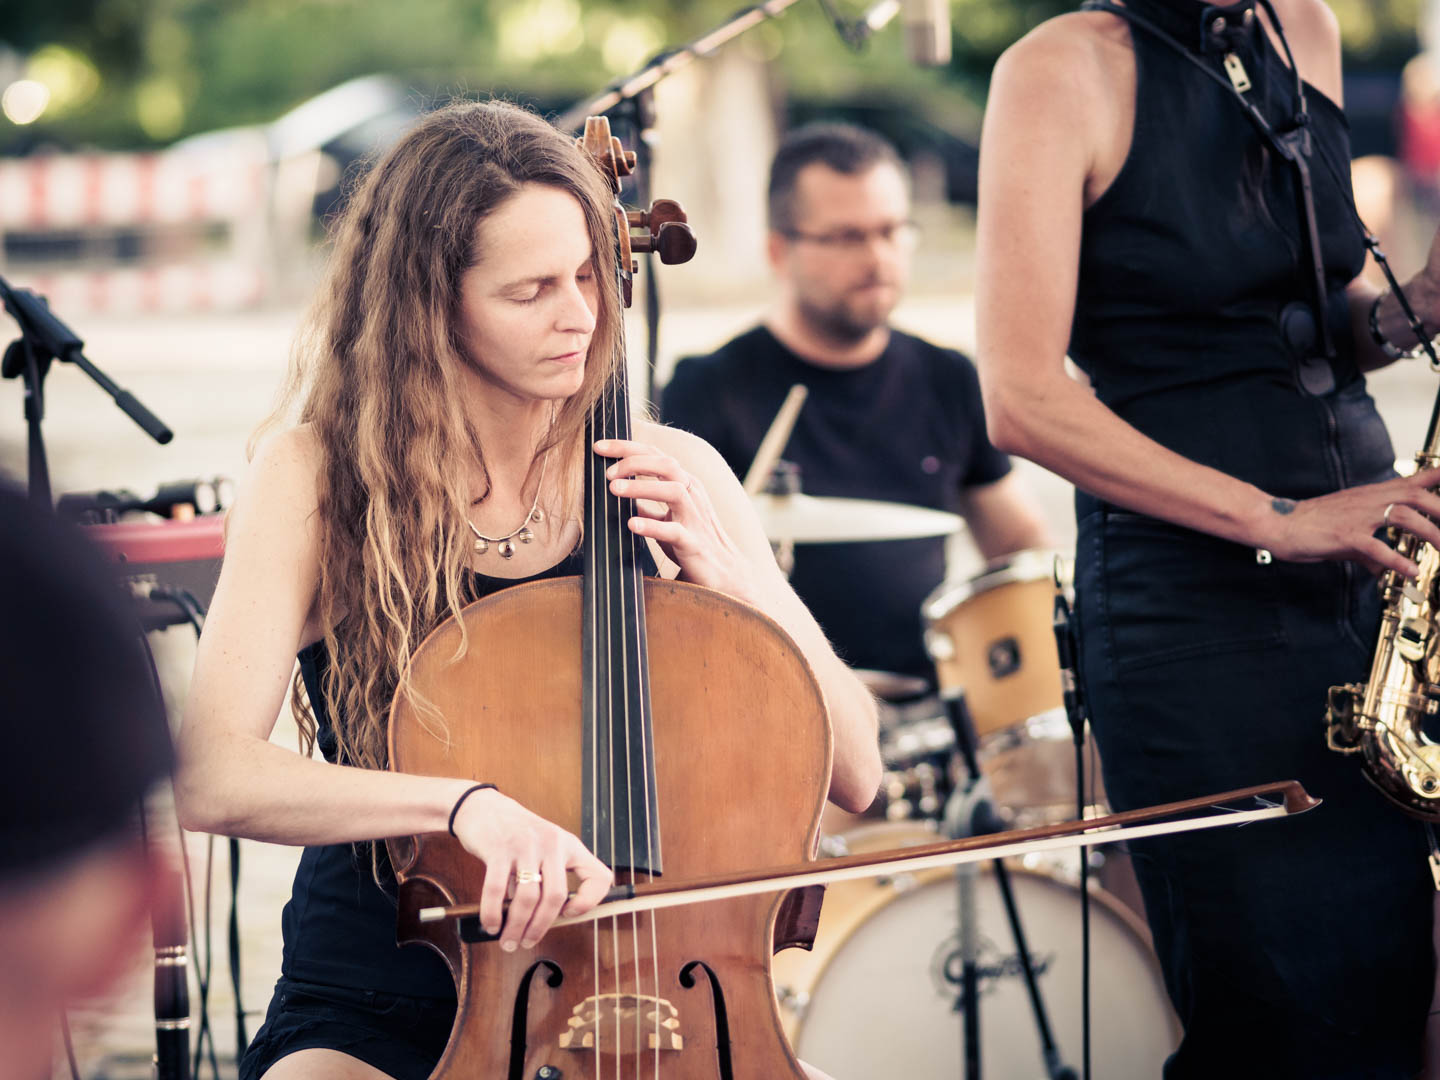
top-left (778, 823), bottom-right (1178, 1079)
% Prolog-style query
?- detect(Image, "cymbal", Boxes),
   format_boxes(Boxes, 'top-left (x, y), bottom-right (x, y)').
top-left (750, 493), bottom-right (964, 543)
top-left (853, 668), bottom-right (932, 701)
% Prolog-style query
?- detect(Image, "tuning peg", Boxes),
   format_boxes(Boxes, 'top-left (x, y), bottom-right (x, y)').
top-left (608, 136), bottom-right (636, 177)
top-left (648, 221), bottom-right (697, 265)
top-left (627, 199), bottom-right (687, 232)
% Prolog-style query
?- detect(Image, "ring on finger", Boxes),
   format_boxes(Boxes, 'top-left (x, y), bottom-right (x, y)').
top-left (515, 869), bottom-right (542, 885)
top-left (1384, 502), bottom-right (1397, 526)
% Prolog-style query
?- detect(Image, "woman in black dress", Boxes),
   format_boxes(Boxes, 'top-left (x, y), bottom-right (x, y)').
top-left (977, 0), bottom-right (1440, 1075)
top-left (175, 101), bottom-right (879, 1080)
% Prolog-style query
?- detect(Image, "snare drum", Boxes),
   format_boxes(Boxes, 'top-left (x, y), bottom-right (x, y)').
top-left (772, 822), bottom-right (1178, 1079)
top-left (924, 552), bottom-right (1105, 820)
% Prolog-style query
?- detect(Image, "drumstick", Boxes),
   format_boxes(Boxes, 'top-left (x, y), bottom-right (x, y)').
top-left (743, 384), bottom-right (808, 495)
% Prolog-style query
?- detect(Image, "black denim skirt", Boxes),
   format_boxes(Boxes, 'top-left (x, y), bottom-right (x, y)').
top-left (1074, 507), bottom-right (1434, 1079)
top-left (239, 976), bottom-right (456, 1080)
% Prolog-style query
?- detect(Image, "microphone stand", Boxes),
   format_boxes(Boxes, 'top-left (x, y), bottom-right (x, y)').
top-left (1052, 572), bottom-right (1092, 1080)
top-left (942, 691), bottom-right (1078, 1080)
top-left (0, 275), bottom-right (172, 506)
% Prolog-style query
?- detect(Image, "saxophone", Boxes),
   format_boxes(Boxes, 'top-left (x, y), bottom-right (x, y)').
top-left (1327, 452), bottom-right (1440, 820)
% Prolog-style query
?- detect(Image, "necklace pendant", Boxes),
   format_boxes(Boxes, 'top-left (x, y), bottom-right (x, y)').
top-left (498, 539), bottom-right (517, 559)
top-left (517, 526), bottom-right (535, 544)
top-left (1223, 52), bottom-right (1252, 94)
top-left (473, 537), bottom-right (489, 555)
top-left (531, 507), bottom-right (545, 524)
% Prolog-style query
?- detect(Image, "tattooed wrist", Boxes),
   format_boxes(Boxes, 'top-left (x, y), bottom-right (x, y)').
top-left (1270, 498), bottom-right (1297, 515)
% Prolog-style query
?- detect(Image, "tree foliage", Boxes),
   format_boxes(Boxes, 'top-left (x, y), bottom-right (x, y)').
top-left (0, 0), bottom-right (1428, 151)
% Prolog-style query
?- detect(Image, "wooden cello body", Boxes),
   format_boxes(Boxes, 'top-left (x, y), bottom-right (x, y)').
top-left (388, 578), bottom-right (830, 1080)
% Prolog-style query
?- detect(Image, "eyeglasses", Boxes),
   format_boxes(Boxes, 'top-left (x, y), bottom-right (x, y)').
top-left (780, 221), bottom-right (920, 253)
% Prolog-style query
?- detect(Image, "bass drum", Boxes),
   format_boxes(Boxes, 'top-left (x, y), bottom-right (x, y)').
top-left (773, 823), bottom-right (1179, 1079)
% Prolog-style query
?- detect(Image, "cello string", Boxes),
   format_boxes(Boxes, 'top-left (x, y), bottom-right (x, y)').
top-left (619, 356), bottom-right (662, 1078)
top-left (603, 374), bottom-right (624, 1076)
top-left (608, 368), bottom-right (642, 1068)
top-left (587, 389), bottom-right (603, 1080)
top-left (616, 359), bottom-right (661, 1077)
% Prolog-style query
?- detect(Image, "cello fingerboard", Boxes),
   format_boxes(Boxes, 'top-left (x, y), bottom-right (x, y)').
top-left (582, 363), bottom-right (663, 876)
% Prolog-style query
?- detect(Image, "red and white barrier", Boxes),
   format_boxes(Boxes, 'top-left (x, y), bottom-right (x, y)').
top-left (0, 149), bottom-right (266, 231)
top-left (21, 261), bottom-right (268, 314)
top-left (0, 138), bottom-right (273, 314)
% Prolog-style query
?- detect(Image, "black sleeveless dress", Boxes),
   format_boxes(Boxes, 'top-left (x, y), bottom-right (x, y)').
top-left (241, 548), bottom-right (650, 1080)
top-left (1069, 1), bottom-right (1435, 1076)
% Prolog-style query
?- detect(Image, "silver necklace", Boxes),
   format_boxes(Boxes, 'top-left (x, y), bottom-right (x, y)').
top-left (465, 446), bottom-right (551, 559)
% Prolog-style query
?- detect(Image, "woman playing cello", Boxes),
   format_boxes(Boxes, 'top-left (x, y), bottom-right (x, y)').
top-left (174, 100), bottom-right (881, 1080)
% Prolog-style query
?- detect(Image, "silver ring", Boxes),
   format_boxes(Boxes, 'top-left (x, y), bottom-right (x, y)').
top-left (514, 869), bottom-right (542, 885)
top-left (1384, 502), bottom-right (1397, 526)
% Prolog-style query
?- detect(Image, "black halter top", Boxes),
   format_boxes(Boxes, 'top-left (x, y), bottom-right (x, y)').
top-left (1070, 0), bottom-right (1393, 511)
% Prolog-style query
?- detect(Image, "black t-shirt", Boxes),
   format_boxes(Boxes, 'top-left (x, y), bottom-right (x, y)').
top-left (661, 325), bottom-right (1010, 681)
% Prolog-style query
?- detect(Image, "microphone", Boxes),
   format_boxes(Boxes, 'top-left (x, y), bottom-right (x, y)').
top-left (902, 0), bottom-right (952, 66)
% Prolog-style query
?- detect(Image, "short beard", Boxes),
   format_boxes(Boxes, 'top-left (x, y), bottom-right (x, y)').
top-left (796, 296), bottom-right (886, 346)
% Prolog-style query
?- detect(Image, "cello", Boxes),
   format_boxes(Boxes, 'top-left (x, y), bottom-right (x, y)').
top-left (386, 115), bottom-right (832, 1080)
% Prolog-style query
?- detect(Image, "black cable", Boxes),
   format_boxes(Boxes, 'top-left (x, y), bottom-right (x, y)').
top-left (200, 837), bottom-right (222, 1080)
top-left (1076, 730), bottom-right (1091, 1080)
top-left (229, 837), bottom-right (247, 1056)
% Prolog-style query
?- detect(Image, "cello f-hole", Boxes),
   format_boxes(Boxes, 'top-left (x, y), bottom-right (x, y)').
top-left (509, 960), bottom-right (565, 1080)
top-left (679, 961), bottom-right (735, 1080)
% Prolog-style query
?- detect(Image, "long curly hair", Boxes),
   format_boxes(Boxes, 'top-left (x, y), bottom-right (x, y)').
top-left (256, 100), bottom-right (623, 772)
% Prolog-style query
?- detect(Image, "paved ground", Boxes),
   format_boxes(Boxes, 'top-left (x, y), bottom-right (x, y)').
top-left (11, 292), bottom-right (1440, 1077)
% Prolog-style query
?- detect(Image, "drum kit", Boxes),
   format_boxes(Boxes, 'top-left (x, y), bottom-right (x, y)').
top-left (750, 488), bottom-right (1179, 1079)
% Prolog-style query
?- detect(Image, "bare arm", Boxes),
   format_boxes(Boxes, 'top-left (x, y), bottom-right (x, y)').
top-left (174, 427), bottom-right (478, 845)
top-left (602, 423), bottom-right (883, 813)
top-left (176, 427), bottom-right (610, 949)
top-left (956, 473), bottom-right (1053, 560)
top-left (976, 19), bottom-right (1440, 578)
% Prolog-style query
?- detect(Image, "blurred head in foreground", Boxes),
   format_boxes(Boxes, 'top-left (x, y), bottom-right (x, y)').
top-left (0, 485), bottom-right (174, 1080)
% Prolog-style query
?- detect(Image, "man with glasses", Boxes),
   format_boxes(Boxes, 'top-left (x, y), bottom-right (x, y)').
top-left (662, 122), bottom-right (1049, 695)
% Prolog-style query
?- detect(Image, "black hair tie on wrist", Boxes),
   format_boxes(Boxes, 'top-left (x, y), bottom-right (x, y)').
top-left (448, 782), bottom-right (498, 837)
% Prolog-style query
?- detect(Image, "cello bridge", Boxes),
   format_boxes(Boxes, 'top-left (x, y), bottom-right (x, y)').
top-left (557, 993), bottom-right (683, 1052)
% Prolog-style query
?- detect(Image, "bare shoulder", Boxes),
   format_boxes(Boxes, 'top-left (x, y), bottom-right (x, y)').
top-left (1269, 0), bottom-right (1343, 102)
top-left (1273, 0), bottom-right (1341, 43)
top-left (245, 424), bottom-right (323, 510)
top-left (228, 423), bottom-right (325, 561)
top-left (987, 12), bottom-right (1136, 203)
top-left (993, 11), bottom-right (1128, 102)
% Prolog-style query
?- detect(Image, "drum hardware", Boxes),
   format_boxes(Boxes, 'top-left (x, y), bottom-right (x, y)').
top-left (942, 690), bottom-right (1078, 1080)
top-left (854, 667), bottom-right (932, 702)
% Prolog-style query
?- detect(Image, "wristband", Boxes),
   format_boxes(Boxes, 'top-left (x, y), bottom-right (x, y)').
top-left (1370, 287), bottom-right (1438, 361)
top-left (447, 782), bottom-right (498, 837)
